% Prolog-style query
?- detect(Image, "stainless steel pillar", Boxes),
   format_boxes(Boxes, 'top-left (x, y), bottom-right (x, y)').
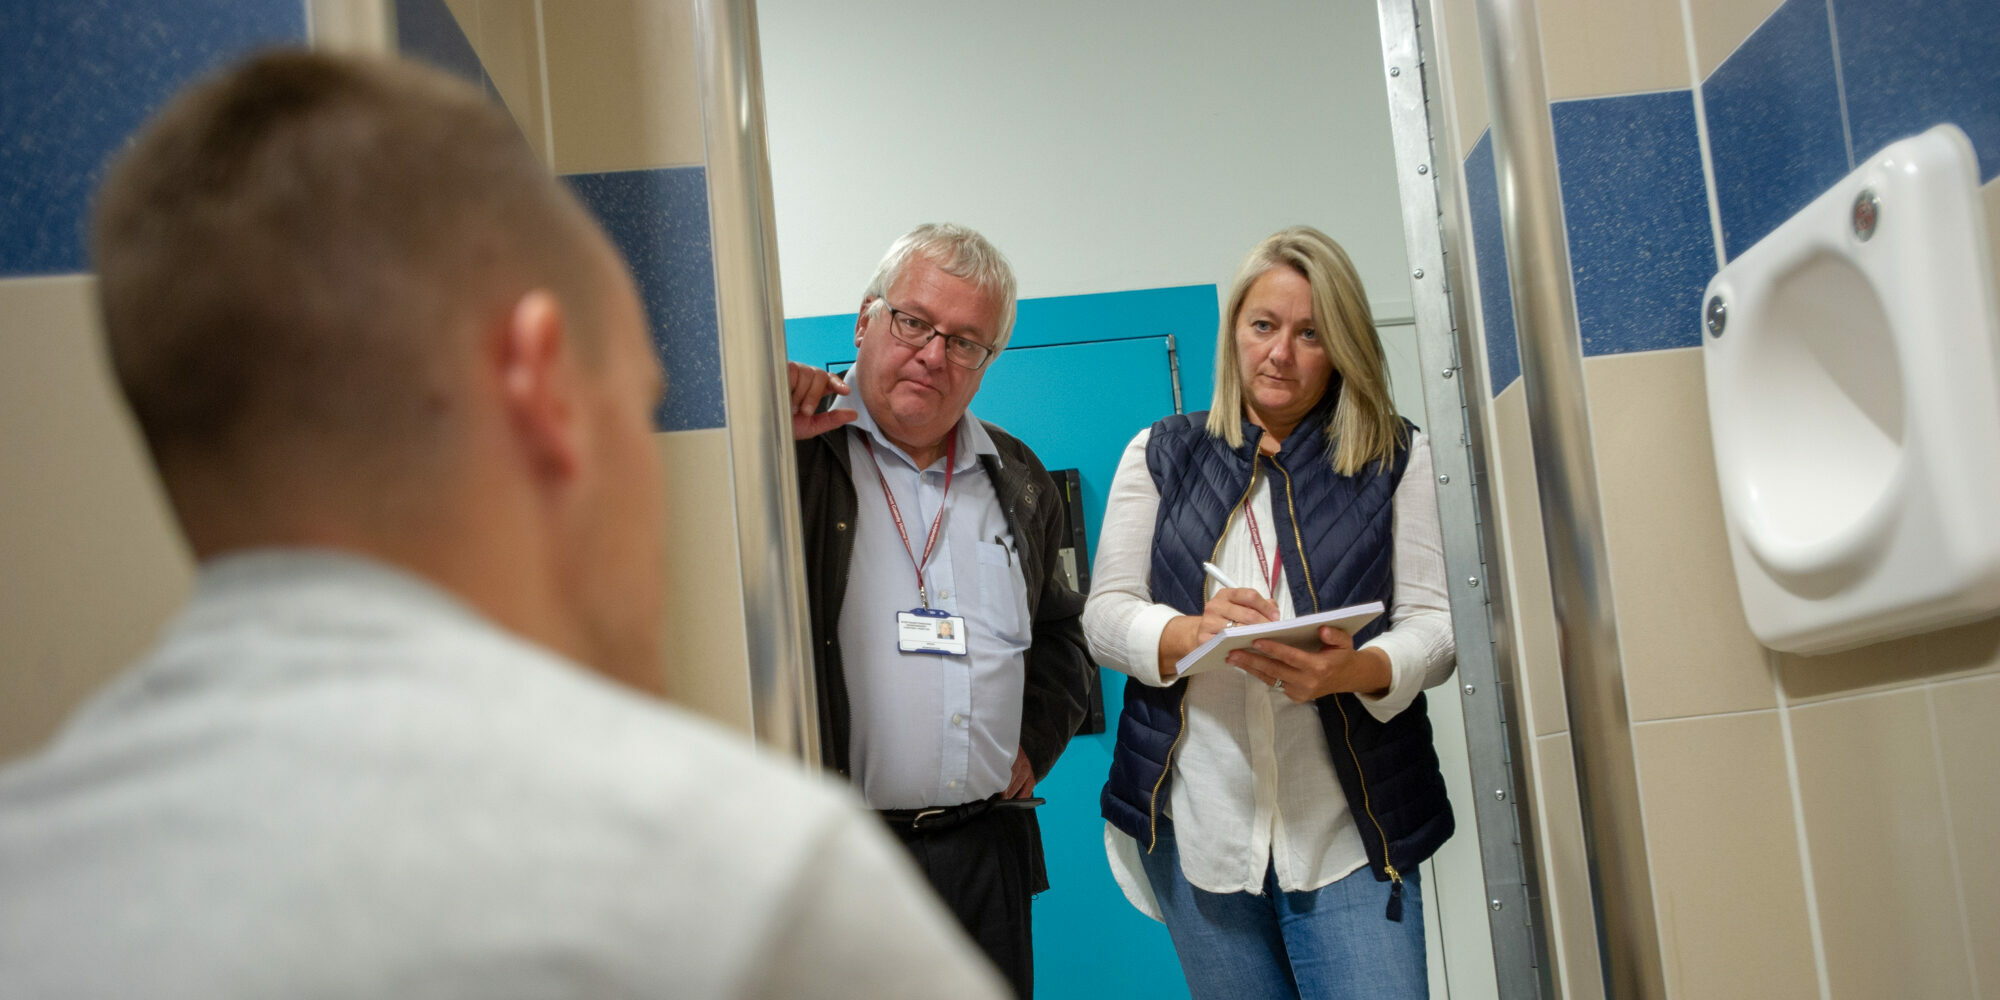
top-left (691, 0), bottom-right (821, 765)
top-left (1471, 0), bottom-right (1667, 995)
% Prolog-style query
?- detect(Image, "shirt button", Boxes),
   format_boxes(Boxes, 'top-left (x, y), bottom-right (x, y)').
top-left (938, 589), bottom-right (950, 600)
top-left (947, 779), bottom-right (961, 789)
top-left (951, 713), bottom-right (965, 727)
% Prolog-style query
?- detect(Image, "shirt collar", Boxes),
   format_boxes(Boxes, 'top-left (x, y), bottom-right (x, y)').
top-left (832, 365), bottom-right (997, 474)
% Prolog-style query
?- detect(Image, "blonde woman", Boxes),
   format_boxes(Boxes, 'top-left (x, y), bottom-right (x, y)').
top-left (1083, 227), bottom-right (1455, 998)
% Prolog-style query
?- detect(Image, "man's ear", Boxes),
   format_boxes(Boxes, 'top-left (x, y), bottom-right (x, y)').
top-left (497, 289), bottom-right (585, 482)
top-left (854, 297), bottom-right (876, 348)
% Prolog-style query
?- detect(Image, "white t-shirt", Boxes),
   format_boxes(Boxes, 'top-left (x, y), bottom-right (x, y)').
top-left (1082, 428), bottom-right (1455, 916)
top-left (0, 550), bottom-right (1006, 1000)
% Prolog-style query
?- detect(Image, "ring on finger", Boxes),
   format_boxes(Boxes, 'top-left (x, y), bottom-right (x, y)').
top-left (1273, 679), bottom-right (1285, 694)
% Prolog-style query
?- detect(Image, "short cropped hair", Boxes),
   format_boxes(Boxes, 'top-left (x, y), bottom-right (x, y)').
top-left (860, 223), bottom-right (1018, 353)
top-left (1206, 226), bottom-right (1404, 475)
top-left (93, 49), bottom-right (610, 474)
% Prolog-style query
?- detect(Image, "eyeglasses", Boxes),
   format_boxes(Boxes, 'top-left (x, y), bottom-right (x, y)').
top-left (878, 302), bottom-right (995, 370)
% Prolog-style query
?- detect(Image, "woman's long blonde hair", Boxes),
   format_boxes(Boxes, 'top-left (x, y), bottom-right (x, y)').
top-left (1205, 226), bottom-right (1403, 475)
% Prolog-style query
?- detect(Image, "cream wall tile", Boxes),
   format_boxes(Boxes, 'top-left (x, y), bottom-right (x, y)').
top-left (472, 0), bottom-right (551, 167)
top-left (1789, 689), bottom-right (1975, 1000)
top-left (1684, 0), bottom-right (1785, 80)
top-left (1929, 674), bottom-right (2000, 992)
top-left (1632, 712), bottom-right (1817, 999)
top-left (1536, 0), bottom-right (1689, 101)
top-left (543, 0), bottom-right (705, 175)
top-left (1533, 732), bottom-right (1605, 1000)
top-left (441, 0), bottom-right (479, 40)
top-left (1586, 350), bottom-right (1773, 721)
top-left (1778, 615), bottom-right (2000, 703)
top-left (1493, 383), bottom-right (1568, 736)
top-left (0, 277), bottom-right (193, 764)
top-left (653, 429), bottom-right (752, 733)
top-left (1439, 0), bottom-right (1490, 162)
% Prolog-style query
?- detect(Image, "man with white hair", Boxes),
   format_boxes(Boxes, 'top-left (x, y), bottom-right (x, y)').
top-left (789, 224), bottom-right (1093, 998)
top-left (0, 52), bottom-right (1006, 999)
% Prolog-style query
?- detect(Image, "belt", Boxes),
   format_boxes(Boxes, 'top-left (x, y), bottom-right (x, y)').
top-left (877, 794), bottom-right (1005, 838)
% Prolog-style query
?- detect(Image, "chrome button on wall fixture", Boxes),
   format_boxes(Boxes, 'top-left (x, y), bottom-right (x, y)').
top-left (1852, 187), bottom-right (1880, 241)
top-left (1705, 295), bottom-right (1727, 337)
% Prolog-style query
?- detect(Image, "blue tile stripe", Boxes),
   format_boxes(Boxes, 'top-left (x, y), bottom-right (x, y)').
top-left (566, 168), bottom-right (725, 433)
top-left (1833, 0), bottom-right (2000, 182)
top-left (1463, 131), bottom-right (1521, 397)
top-left (1460, 0), bottom-right (1998, 388)
top-left (0, 1), bottom-right (307, 277)
top-left (1552, 93), bottom-right (1713, 358)
top-left (1703, 0), bottom-right (2000, 260)
top-left (1702, 0), bottom-right (1851, 260)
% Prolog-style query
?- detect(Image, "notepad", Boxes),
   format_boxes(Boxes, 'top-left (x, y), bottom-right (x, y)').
top-left (1173, 601), bottom-right (1385, 678)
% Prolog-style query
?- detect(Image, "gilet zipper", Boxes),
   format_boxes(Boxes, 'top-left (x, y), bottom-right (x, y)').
top-left (1273, 456), bottom-right (1405, 920)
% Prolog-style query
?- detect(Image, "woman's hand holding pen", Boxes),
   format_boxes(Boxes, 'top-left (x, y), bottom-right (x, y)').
top-left (1156, 587), bottom-right (1279, 681)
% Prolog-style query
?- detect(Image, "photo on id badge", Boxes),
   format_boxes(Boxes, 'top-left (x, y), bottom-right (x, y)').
top-left (899, 607), bottom-right (967, 655)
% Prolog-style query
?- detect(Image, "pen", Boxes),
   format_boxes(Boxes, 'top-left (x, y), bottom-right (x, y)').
top-left (1201, 562), bottom-right (1241, 591)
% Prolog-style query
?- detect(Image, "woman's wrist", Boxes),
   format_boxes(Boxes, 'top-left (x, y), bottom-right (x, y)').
top-left (1355, 646), bottom-right (1394, 699)
top-left (1156, 615), bottom-right (1197, 680)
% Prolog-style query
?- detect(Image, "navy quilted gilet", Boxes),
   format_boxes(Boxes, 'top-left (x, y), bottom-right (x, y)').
top-left (1099, 396), bottom-right (1454, 902)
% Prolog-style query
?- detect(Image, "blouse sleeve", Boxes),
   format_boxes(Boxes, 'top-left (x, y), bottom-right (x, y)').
top-left (1356, 431), bottom-right (1458, 721)
top-left (1080, 428), bottom-right (1181, 688)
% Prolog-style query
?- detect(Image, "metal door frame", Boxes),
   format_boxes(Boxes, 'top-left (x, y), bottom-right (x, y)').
top-left (1376, 1), bottom-right (1553, 996)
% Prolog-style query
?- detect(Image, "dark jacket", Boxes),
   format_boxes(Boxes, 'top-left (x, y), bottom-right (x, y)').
top-left (794, 422), bottom-right (1092, 788)
top-left (1099, 394), bottom-right (1452, 921)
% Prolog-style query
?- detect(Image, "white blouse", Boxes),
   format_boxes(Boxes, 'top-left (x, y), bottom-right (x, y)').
top-left (1083, 427), bottom-right (1455, 916)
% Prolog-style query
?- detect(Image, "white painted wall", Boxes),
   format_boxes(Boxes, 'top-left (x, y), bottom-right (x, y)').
top-left (758, 0), bottom-right (1414, 326)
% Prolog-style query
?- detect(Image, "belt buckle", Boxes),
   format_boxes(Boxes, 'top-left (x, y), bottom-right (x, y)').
top-left (909, 807), bottom-right (947, 831)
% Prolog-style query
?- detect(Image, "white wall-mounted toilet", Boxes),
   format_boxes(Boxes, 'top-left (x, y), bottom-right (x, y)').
top-left (1704, 124), bottom-right (2000, 655)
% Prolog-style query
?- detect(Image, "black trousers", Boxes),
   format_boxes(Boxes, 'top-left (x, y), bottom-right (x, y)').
top-left (883, 805), bottom-right (1046, 999)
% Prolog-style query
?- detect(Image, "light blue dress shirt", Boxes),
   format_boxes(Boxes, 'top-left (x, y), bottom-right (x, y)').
top-left (833, 392), bottom-right (1032, 810)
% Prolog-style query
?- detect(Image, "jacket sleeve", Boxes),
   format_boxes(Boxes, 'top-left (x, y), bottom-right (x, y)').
top-left (1016, 453), bottom-right (1093, 783)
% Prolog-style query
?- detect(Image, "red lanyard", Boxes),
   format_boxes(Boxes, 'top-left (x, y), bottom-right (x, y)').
top-left (864, 434), bottom-right (957, 608)
top-left (1243, 484), bottom-right (1283, 600)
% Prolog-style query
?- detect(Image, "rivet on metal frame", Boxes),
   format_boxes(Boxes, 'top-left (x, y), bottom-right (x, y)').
top-left (1852, 187), bottom-right (1880, 241)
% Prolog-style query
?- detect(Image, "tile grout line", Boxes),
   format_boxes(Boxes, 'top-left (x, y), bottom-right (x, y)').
top-left (1629, 703), bottom-right (1775, 728)
top-left (1923, 683), bottom-right (1982, 999)
top-left (1770, 649), bottom-right (1833, 1000)
top-left (1824, 0), bottom-right (1857, 170)
top-left (1781, 674), bottom-right (1992, 711)
top-left (1547, 85), bottom-right (1693, 104)
top-left (532, 0), bottom-right (556, 172)
top-left (1677, 0), bottom-right (1727, 270)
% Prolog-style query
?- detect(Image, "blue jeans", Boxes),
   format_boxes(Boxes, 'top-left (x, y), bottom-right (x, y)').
top-left (1139, 822), bottom-right (1427, 1000)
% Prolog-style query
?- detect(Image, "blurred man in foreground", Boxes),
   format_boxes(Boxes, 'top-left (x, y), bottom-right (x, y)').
top-left (0, 50), bottom-right (1003, 1000)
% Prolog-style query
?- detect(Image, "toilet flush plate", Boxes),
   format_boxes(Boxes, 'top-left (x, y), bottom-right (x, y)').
top-left (1702, 124), bottom-right (2000, 655)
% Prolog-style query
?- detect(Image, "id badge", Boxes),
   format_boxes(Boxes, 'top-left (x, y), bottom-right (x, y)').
top-left (897, 607), bottom-right (968, 656)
